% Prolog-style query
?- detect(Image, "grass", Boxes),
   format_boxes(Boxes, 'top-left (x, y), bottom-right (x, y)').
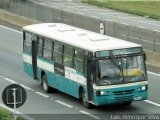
top-left (0, 107), bottom-right (11, 119)
top-left (0, 107), bottom-right (23, 120)
top-left (83, 0), bottom-right (160, 20)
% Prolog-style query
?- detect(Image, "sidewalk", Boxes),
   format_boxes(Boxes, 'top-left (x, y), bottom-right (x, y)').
top-left (0, 9), bottom-right (160, 73)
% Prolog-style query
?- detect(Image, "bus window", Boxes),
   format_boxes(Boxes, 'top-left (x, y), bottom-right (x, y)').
top-left (44, 38), bottom-right (52, 49)
top-left (63, 45), bottom-right (73, 68)
top-left (24, 32), bottom-right (32, 52)
top-left (38, 37), bottom-right (43, 57)
top-left (74, 49), bottom-right (84, 73)
top-left (43, 39), bottom-right (52, 60)
top-left (74, 59), bottom-right (83, 73)
top-left (53, 42), bottom-right (63, 64)
top-left (75, 49), bottom-right (83, 59)
top-left (54, 42), bottom-right (63, 53)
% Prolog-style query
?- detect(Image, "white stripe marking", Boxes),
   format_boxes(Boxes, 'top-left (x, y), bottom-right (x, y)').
top-left (79, 110), bottom-right (100, 120)
top-left (0, 25), bottom-right (22, 33)
top-left (144, 100), bottom-right (160, 107)
top-left (20, 84), bottom-right (32, 90)
top-left (4, 78), bottom-right (17, 83)
top-left (35, 92), bottom-right (49, 98)
top-left (0, 103), bottom-right (35, 120)
top-left (55, 100), bottom-right (73, 108)
top-left (147, 71), bottom-right (160, 77)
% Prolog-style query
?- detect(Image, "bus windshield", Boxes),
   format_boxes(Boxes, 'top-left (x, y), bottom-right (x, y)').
top-left (97, 55), bottom-right (147, 86)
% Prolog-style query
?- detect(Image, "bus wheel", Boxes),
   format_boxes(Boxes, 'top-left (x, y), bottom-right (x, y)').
top-left (123, 101), bottom-right (132, 106)
top-left (81, 89), bottom-right (92, 109)
top-left (42, 74), bottom-right (51, 93)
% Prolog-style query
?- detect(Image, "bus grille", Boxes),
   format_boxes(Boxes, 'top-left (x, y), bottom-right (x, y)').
top-left (115, 95), bottom-right (134, 102)
top-left (113, 90), bottom-right (134, 95)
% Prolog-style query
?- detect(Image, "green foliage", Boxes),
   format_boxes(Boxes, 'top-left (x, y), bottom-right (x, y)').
top-left (83, 0), bottom-right (160, 20)
top-left (0, 107), bottom-right (23, 120)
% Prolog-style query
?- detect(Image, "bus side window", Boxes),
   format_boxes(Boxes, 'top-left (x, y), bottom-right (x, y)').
top-left (63, 45), bottom-right (73, 68)
top-left (74, 49), bottom-right (84, 73)
top-left (37, 37), bottom-right (43, 57)
top-left (53, 42), bottom-right (63, 64)
top-left (43, 38), bottom-right (52, 60)
top-left (24, 32), bottom-right (32, 52)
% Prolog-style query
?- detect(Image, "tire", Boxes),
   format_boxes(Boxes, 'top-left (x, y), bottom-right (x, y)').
top-left (81, 89), bottom-right (92, 109)
top-left (123, 101), bottom-right (132, 106)
top-left (42, 74), bottom-right (51, 93)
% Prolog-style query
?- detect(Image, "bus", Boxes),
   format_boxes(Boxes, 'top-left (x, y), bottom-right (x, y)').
top-left (22, 23), bottom-right (148, 108)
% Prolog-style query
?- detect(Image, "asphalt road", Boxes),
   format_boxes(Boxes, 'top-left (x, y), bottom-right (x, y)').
top-left (0, 24), bottom-right (160, 120)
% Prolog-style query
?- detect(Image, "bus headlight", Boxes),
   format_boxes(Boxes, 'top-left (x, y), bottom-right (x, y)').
top-left (141, 86), bottom-right (146, 91)
top-left (96, 90), bottom-right (109, 96)
top-left (100, 91), bottom-right (108, 96)
top-left (137, 85), bottom-right (147, 91)
top-left (100, 91), bottom-right (105, 95)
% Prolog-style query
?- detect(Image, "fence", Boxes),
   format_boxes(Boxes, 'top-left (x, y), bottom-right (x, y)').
top-left (0, 0), bottom-right (160, 52)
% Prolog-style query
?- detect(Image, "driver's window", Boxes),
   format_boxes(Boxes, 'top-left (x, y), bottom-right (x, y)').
top-left (99, 59), bottom-right (121, 79)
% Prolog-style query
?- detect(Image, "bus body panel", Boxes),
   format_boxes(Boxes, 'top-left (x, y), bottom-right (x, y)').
top-left (23, 52), bottom-right (34, 78)
top-left (23, 52), bottom-right (148, 106)
top-left (23, 61), bottom-right (34, 78)
top-left (23, 52), bottom-right (82, 99)
top-left (37, 57), bottom-right (58, 89)
top-left (94, 91), bottom-right (147, 106)
top-left (57, 76), bottom-right (80, 98)
top-left (93, 82), bottom-right (148, 105)
top-left (22, 23), bottom-right (148, 107)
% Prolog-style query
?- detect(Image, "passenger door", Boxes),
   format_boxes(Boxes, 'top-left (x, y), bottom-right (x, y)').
top-left (31, 34), bottom-right (38, 79)
top-left (87, 60), bottom-right (94, 101)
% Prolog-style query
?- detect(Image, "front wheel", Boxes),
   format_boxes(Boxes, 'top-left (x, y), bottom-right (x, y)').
top-left (81, 89), bottom-right (92, 109)
top-left (123, 101), bottom-right (132, 106)
top-left (42, 74), bottom-right (51, 93)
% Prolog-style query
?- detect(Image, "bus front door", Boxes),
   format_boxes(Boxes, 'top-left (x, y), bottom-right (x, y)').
top-left (32, 39), bottom-right (38, 80)
top-left (87, 61), bottom-right (94, 102)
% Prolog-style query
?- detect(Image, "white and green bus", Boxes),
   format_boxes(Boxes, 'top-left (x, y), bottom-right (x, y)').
top-left (22, 23), bottom-right (148, 108)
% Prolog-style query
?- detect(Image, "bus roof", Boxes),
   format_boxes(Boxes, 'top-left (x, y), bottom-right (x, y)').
top-left (23, 23), bottom-right (141, 52)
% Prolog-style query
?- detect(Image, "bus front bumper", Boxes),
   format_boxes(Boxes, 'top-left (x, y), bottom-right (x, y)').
top-left (94, 91), bottom-right (148, 106)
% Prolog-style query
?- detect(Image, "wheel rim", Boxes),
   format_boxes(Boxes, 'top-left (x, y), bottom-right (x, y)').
top-left (82, 91), bottom-right (87, 104)
top-left (43, 79), bottom-right (48, 91)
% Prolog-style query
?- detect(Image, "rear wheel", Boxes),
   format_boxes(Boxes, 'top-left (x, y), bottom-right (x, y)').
top-left (42, 74), bottom-right (51, 93)
top-left (81, 89), bottom-right (92, 109)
